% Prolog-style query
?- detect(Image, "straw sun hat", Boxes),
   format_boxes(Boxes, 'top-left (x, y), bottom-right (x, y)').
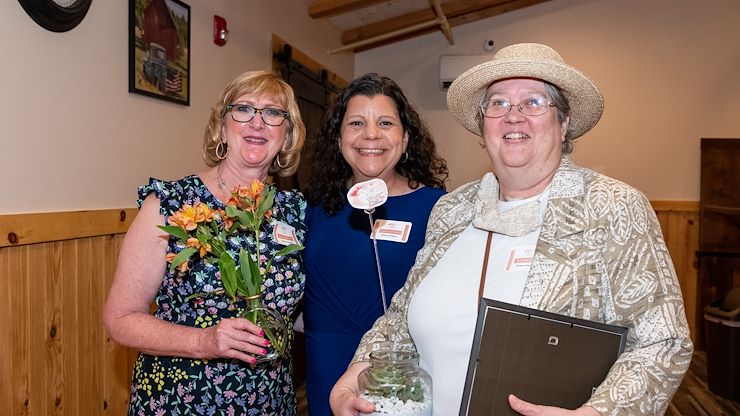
top-left (446, 43), bottom-right (604, 139)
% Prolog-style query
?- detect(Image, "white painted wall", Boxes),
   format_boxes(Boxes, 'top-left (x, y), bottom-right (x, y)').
top-left (0, 1), bottom-right (353, 214)
top-left (355, 0), bottom-right (740, 199)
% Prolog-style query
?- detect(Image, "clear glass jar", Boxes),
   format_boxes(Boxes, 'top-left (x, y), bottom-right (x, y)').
top-left (238, 295), bottom-right (288, 363)
top-left (357, 350), bottom-right (432, 416)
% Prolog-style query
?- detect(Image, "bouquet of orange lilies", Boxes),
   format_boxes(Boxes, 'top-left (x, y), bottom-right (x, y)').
top-left (159, 179), bottom-right (304, 360)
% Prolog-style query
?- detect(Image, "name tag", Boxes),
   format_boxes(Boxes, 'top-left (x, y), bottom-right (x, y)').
top-left (505, 246), bottom-right (535, 272)
top-left (371, 219), bottom-right (412, 243)
top-left (273, 221), bottom-right (299, 246)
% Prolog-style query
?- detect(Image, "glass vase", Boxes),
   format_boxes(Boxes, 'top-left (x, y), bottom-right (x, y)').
top-left (238, 294), bottom-right (288, 363)
top-left (357, 350), bottom-right (432, 416)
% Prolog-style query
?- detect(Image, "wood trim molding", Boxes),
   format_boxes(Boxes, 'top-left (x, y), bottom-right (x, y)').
top-left (0, 208), bottom-right (138, 248)
top-left (0, 200), bottom-right (698, 248)
top-left (651, 200), bottom-right (700, 212)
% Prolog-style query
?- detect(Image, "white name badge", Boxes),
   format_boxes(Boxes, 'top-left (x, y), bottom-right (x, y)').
top-left (371, 219), bottom-right (412, 243)
top-left (273, 221), bottom-right (299, 246)
top-left (505, 245), bottom-right (535, 272)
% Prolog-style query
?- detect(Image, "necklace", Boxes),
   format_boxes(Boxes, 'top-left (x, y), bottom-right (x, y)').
top-left (216, 165), bottom-right (230, 197)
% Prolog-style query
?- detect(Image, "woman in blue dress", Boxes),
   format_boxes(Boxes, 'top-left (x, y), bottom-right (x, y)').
top-left (103, 70), bottom-right (307, 415)
top-left (301, 73), bottom-right (449, 415)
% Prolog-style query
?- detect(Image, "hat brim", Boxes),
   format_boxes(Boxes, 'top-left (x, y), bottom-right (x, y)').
top-left (447, 53), bottom-right (604, 139)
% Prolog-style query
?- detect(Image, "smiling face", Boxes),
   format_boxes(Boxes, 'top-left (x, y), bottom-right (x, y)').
top-left (340, 94), bottom-right (408, 185)
top-left (481, 78), bottom-right (568, 193)
top-left (221, 92), bottom-right (289, 176)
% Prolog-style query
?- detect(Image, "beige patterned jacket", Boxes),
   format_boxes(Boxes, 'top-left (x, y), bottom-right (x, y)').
top-left (353, 157), bottom-right (693, 415)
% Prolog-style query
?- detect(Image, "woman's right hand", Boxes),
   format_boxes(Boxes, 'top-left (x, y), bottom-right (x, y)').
top-left (197, 317), bottom-right (268, 364)
top-left (330, 362), bottom-right (376, 416)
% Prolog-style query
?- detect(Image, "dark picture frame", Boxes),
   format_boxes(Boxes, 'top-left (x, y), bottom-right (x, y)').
top-left (129, 0), bottom-right (190, 105)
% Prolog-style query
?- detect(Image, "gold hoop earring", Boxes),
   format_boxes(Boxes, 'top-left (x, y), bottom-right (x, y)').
top-left (275, 153), bottom-right (287, 169)
top-left (216, 141), bottom-right (227, 160)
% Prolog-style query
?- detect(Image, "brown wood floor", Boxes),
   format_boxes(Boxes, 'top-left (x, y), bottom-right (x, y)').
top-left (667, 351), bottom-right (740, 416)
top-left (295, 351), bottom-right (739, 416)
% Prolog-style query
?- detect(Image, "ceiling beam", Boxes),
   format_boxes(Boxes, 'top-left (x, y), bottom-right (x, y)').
top-left (308, 0), bottom-right (390, 19)
top-left (430, 0), bottom-right (454, 45)
top-left (340, 0), bottom-right (552, 50)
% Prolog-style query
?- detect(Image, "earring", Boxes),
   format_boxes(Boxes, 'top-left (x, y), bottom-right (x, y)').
top-left (275, 153), bottom-right (287, 169)
top-left (401, 151), bottom-right (409, 163)
top-left (216, 141), bottom-right (227, 160)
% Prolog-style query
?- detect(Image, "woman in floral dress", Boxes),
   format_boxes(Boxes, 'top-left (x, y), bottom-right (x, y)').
top-left (103, 70), bottom-right (307, 415)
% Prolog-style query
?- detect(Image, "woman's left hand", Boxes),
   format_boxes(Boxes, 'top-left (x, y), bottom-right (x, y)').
top-left (508, 394), bottom-right (601, 416)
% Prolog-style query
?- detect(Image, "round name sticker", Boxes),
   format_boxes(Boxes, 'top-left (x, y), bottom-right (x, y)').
top-left (347, 178), bottom-right (388, 210)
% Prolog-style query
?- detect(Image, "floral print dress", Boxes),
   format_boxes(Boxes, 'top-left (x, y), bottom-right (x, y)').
top-left (129, 176), bottom-right (306, 416)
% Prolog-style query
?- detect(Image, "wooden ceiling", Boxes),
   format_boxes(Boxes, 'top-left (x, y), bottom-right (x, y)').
top-left (307, 0), bottom-right (554, 54)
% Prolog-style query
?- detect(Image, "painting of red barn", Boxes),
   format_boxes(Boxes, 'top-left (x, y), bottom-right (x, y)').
top-left (129, 0), bottom-right (190, 105)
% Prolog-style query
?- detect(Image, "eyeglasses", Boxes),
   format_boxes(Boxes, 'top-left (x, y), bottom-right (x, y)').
top-left (223, 104), bottom-right (290, 126)
top-left (480, 96), bottom-right (556, 118)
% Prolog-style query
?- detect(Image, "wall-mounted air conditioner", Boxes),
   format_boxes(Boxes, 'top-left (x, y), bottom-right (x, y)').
top-left (439, 54), bottom-right (491, 90)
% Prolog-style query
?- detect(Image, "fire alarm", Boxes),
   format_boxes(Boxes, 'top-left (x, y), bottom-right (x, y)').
top-left (213, 15), bottom-right (228, 46)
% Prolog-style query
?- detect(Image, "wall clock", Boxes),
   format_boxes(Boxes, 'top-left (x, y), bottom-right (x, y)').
top-left (18, 0), bottom-right (92, 32)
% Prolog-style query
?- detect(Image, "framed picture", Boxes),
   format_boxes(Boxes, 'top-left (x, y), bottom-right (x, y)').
top-left (129, 0), bottom-right (190, 105)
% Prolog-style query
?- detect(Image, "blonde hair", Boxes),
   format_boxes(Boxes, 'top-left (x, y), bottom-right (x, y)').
top-left (202, 70), bottom-right (306, 177)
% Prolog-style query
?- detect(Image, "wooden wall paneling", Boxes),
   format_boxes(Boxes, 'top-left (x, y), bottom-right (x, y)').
top-left (0, 247), bottom-right (12, 415)
top-left (48, 241), bottom-right (65, 415)
top-left (0, 204), bottom-right (700, 412)
top-left (104, 234), bottom-right (136, 415)
top-left (25, 243), bottom-right (43, 414)
top-left (86, 236), bottom-right (104, 415)
top-left (65, 238), bottom-right (84, 415)
top-left (0, 209), bottom-right (138, 415)
top-left (14, 244), bottom-right (32, 415)
top-left (656, 208), bottom-right (700, 341)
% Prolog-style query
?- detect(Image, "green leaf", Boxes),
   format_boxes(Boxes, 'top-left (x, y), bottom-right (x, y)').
top-left (195, 224), bottom-right (211, 239)
top-left (225, 206), bottom-right (255, 229)
top-left (157, 225), bottom-right (190, 240)
top-left (168, 247), bottom-right (197, 272)
top-left (235, 268), bottom-right (250, 297)
top-left (264, 244), bottom-right (304, 274)
top-left (238, 210), bottom-right (257, 229)
top-left (239, 249), bottom-right (257, 296)
top-left (210, 237), bottom-right (226, 258)
top-left (224, 205), bottom-right (240, 217)
top-left (249, 254), bottom-right (261, 292)
top-left (274, 244), bottom-right (304, 257)
top-left (256, 187), bottom-right (276, 219)
top-left (218, 253), bottom-right (237, 301)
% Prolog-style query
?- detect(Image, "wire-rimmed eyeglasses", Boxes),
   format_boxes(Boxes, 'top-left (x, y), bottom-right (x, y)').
top-left (480, 96), bottom-right (556, 118)
top-left (223, 104), bottom-right (290, 126)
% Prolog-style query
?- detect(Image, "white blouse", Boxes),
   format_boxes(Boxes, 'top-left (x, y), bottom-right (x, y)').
top-left (407, 190), bottom-right (548, 415)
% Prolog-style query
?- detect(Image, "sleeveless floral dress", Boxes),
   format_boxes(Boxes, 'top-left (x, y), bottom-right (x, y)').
top-left (128, 175), bottom-right (306, 416)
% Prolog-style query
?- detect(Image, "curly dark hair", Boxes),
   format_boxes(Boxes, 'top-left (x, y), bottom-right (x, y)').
top-left (304, 73), bottom-right (448, 216)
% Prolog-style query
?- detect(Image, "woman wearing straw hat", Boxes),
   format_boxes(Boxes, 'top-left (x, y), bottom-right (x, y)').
top-left (329, 43), bottom-right (693, 416)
